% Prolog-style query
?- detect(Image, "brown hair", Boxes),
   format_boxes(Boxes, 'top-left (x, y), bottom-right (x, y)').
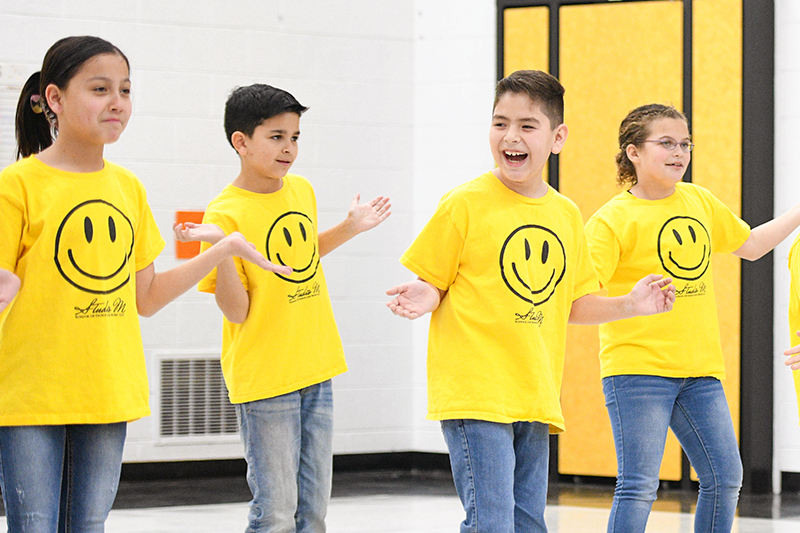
top-left (494, 70), bottom-right (564, 128)
top-left (616, 103), bottom-right (687, 187)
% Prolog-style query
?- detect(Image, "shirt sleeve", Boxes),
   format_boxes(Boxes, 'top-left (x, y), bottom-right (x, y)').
top-left (705, 189), bottom-right (751, 254)
top-left (0, 174), bottom-right (25, 273)
top-left (572, 223), bottom-right (601, 300)
top-left (133, 186), bottom-right (166, 272)
top-left (584, 215), bottom-right (620, 289)
top-left (400, 198), bottom-right (465, 292)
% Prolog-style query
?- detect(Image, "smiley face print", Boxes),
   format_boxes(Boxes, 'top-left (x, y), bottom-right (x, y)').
top-left (657, 216), bottom-right (711, 281)
top-left (54, 200), bottom-right (135, 294)
top-left (500, 224), bottom-right (566, 305)
top-left (265, 211), bottom-right (320, 284)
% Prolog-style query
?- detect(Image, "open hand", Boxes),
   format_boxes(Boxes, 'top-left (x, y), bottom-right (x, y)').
top-left (629, 274), bottom-right (676, 315)
top-left (223, 232), bottom-right (293, 276)
top-left (348, 194), bottom-right (391, 234)
top-left (173, 222), bottom-right (227, 245)
top-left (386, 279), bottom-right (442, 319)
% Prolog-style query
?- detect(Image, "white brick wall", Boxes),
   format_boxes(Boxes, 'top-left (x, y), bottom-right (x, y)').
top-left (0, 0), bottom-right (496, 461)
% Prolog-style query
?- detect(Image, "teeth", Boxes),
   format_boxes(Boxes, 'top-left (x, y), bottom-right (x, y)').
top-left (505, 151), bottom-right (526, 156)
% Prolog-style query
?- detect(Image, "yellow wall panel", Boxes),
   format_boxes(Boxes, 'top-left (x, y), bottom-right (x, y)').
top-left (503, 7), bottom-right (549, 75)
top-left (559, 1), bottom-right (684, 222)
top-left (692, 0), bottom-right (743, 449)
top-left (503, 7), bottom-right (550, 183)
top-left (557, 1), bottom-right (684, 480)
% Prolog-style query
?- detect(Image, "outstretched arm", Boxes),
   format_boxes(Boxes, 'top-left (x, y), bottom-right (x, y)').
top-left (137, 231), bottom-right (290, 318)
top-left (319, 194), bottom-right (391, 257)
top-left (734, 203), bottom-right (800, 261)
top-left (386, 278), bottom-right (445, 320)
top-left (569, 274), bottom-right (675, 325)
top-left (173, 222), bottom-right (286, 323)
top-left (0, 268), bottom-right (20, 313)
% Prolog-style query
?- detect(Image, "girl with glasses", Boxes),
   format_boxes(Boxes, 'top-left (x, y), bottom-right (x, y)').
top-left (585, 103), bottom-right (800, 533)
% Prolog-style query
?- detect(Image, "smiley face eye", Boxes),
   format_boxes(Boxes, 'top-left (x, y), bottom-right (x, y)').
top-left (108, 216), bottom-right (117, 242)
top-left (672, 228), bottom-right (682, 245)
top-left (300, 222), bottom-right (307, 242)
top-left (84, 216), bottom-right (94, 243)
top-left (283, 227), bottom-right (292, 246)
top-left (541, 240), bottom-right (549, 264)
top-left (689, 225), bottom-right (696, 243)
top-left (524, 238), bottom-right (531, 260)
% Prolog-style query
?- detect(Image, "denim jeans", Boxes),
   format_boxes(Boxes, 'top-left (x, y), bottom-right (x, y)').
top-left (236, 380), bottom-right (333, 533)
top-left (603, 375), bottom-right (742, 533)
top-left (441, 419), bottom-right (550, 533)
top-left (0, 423), bottom-right (127, 533)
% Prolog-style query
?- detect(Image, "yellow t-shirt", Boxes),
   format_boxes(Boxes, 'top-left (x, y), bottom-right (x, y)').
top-left (585, 182), bottom-right (751, 379)
top-left (788, 234), bottom-right (800, 421)
top-left (198, 175), bottom-right (347, 404)
top-left (401, 172), bottom-right (599, 432)
top-left (0, 156), bottom-right (165, 425)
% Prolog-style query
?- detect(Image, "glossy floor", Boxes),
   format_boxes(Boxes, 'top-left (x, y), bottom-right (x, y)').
top-left (3, 471), bottom-right (800, 532)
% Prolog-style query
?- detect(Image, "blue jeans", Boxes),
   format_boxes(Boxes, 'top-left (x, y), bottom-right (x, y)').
top-left (441, 419), bottom-right (550, 533)
top-left (0, 423), bottom-right (127, 533)
top-left (603, 375), bottom-right (742, 533)
top-left (236, 380), bottom-right (333, 533)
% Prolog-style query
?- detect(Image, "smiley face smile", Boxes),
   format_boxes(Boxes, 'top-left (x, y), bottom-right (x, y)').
top-left (500, 224), bottom-right (566, 305)
top-left (54, 200), bottom-right (134, 294)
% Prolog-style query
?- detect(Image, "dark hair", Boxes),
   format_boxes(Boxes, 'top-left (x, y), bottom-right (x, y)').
top-left (224, 84), bottom-right (308, 149)
top-left (15, 36), bottom-right (130, 159)
top-left (494, 70), bottom-right (564, 128)
top-left (616, 103), bottom-right (688, 187)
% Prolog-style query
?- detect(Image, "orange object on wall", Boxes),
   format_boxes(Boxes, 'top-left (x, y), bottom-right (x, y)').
top-left (174, 210), bottom-right (205, 259)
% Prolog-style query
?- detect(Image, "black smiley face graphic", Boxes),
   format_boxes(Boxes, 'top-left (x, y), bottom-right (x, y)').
top-left (265, 211), bottom-right (319, 284)
top-left (657, 216), bottom-right (711, 281)
top-left (500, 225), bottom-right (566, 305)
top-left (54, 200), bottom-right (134, 294)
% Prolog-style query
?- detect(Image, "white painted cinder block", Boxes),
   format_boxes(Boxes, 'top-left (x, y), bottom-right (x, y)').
top-left (0, 0), bottom-right (500, 462)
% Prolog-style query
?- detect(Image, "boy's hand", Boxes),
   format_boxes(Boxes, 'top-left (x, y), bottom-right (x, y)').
top-left (0, 269), bottom-right (20, 314)
top-left (628, 274), bottom-right (675, 315)
top-left (220, 232), bottom-right (293, 276)
top-left (173, 222), bottom-right (227, 245)
top-left (348, 194), bottom-right (391, 234)
top-left (785, 332), bottom-right (800, 370)
top-left (386, 279), bottom-right (442, 319)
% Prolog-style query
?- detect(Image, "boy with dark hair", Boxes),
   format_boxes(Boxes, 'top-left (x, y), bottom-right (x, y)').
top-left (386, 70), bottom-right (675, 532)
top-left (176, 83), bottom-right (390, 533)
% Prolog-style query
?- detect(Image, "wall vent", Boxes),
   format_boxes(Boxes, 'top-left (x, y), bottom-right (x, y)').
top-left (159, 358), bottom-right (238, 438)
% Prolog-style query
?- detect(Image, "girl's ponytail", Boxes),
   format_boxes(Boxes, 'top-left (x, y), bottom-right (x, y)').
top-left (15, 71), bottom-right (53, 160)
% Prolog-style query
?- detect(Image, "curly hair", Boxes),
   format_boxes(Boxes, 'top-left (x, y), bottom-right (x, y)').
top-left (616, 104), bottom-right (687, 187)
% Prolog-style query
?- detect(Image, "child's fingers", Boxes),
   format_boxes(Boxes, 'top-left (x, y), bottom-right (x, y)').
top-left (262, 261), bottom-right (292, 275)
top-left (784, 345), bottom-right (800, 357)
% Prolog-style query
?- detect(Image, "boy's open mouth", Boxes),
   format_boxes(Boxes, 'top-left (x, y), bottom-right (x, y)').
top-left (504, 150), bottom-right (528, 163)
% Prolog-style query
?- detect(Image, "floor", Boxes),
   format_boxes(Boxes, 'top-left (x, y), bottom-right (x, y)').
top-left (4, 471), bottom-right (800, 532)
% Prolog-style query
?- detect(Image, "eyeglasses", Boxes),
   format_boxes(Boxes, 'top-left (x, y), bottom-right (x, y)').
top-left (642, 139), bottom-right (694, 153)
